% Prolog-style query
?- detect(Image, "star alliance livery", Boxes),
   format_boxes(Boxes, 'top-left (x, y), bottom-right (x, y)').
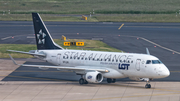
top-left (8, 13), bottom-right (170, 88)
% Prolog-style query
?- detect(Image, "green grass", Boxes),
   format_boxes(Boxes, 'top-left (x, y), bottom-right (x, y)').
top-left (1, 44), bottom-right (36, 58)
top-left (94, 14), bottom-right (180, 22)
top-left (1, 39), bottom-right (122, 58)
top-left (0, 0), bottom-right (180, 22)
top-left (0, 0), bottom-right (180, 14)
top-left (1, 14), bottom-right (180, 22)
top-left (0, 14), bottom-right (98, 22)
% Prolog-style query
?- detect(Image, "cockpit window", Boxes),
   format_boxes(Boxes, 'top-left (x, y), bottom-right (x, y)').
top-left (152, 60), bottom-right (162, 64)
top-left (146, 60), bottom-right (151, 64)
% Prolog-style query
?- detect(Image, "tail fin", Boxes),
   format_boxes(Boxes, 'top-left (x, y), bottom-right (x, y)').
top-left (32, 13), bottom-right (63, 50)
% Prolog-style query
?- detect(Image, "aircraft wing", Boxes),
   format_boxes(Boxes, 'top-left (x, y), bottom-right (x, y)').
top-left (9, 54), bottom-right (109, 73)
top-left (7, 50), bottom-right (46, 57)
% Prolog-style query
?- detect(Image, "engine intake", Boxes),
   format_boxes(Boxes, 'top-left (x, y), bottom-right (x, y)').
top-left (85, 71), bottom-right (103, 83)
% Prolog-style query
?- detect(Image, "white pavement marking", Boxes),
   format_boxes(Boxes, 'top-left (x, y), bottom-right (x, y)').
top-left (140, 37), bottom-right (180, 54)
top-left (1, 36), bottom-right (12, 40)
top-left (120, 35), bottom-right (180, 55)
top-left (27, 36), bottom-right (35, 38)
top-left (1, 34), bottom-right (34, 40)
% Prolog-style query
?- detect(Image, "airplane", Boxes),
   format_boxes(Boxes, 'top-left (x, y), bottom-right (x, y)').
top-left (8, 13), bottom-right (170, 88)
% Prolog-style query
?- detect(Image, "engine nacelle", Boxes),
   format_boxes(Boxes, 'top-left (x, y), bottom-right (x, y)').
top-left (39, 67), bottom-right (49, 70)
top-left (85, 72), bottom-right (103, 83)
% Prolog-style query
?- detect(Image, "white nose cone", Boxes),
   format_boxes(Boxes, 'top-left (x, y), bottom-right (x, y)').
top-left (166, 69), bottom-right (170, 76)
top-left (161, 67), bottom-right (170, 77)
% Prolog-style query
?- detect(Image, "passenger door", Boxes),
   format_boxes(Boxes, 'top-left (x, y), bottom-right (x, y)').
top-left (135, 59), bottom-right (141, 71)
top-left (57, 53), bottom-right (61, 65)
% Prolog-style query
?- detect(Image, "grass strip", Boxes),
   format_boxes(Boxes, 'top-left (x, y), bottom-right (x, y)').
top-left (1, 39), bottom-right (122, 58)
top-left (1, 0), bottom-right (180, 15)
top-left (1, 14), bottom-right (180, 22)
top-left (93, 14), bottom-right (180, 22)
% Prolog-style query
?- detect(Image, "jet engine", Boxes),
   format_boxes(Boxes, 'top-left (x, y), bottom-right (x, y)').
top-left (85, 71), bottom-right (103, 83)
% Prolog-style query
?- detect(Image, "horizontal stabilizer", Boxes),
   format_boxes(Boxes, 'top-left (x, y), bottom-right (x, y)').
top-left (7, 50), bottom-right (46, 57)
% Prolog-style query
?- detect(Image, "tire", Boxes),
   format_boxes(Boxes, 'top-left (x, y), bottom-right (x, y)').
top-left (84, 80), bottom-right (88, 84)
top-left (112, 79), bottom-right (116, 83)
top-left (79, 78), bottom-right (84, 85)
top-left (145, 84), bottom-right (151, 88)
top-left (107, 78), bottom-right (112, 83)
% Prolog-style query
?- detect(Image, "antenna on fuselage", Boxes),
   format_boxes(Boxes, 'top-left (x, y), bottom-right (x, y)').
top-left (146, 48), bottom-right (150, 55)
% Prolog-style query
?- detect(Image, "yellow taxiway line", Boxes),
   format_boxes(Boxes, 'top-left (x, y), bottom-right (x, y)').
top-left (118, 23), bottom-right (124, 30)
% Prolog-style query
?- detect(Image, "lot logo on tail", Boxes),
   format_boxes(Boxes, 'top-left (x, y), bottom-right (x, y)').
top-left (37, 29), bottom-right (46, 44)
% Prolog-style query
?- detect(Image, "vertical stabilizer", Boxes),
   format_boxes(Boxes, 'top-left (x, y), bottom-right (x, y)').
top-left (32, 13), bottom-right (63, 50)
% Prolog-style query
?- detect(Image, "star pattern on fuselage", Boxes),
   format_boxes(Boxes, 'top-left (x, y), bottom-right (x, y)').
top-left (36, 29), bottom-right (46, 44)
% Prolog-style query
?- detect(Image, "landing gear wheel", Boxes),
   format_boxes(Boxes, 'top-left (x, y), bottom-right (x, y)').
top-left (144, 78), bottom-right (151, 88)
top-left (79, 78), bottom-right (84, 85)
top-left (112, 79), bottom-right (116, 83)
top-left (84, 80), bottom-right (88, 84)
top-left (145, 84), bottom-right (151, 88)
top-left (107, 78), bottom-right (112, 83)
top-left (107, 78), bottom-right (116, 83)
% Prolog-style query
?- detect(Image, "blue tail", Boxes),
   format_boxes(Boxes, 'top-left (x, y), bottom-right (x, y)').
top-left (32, 13), bottom-right (63, 50)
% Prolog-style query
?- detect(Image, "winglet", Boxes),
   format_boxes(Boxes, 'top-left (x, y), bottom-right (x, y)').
top-left (146, 48), bottom-right (150, 55)
top-left (9, 54), bottom-right (18, 65)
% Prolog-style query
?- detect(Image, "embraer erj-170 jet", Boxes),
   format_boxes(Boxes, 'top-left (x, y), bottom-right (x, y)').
top-left (8, 13), bottom-right (170, 88)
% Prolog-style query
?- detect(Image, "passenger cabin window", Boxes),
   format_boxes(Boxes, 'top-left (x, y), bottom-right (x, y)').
top-left (152, 60), bottom-right (162, 64)
top-left (146, 60), bottom-right (151, 64)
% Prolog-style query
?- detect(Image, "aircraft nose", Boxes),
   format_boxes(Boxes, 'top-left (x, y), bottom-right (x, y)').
top-left (163, 69), bottom-right (170, 77)
top-left (160, 67), bottom-right (170, 77)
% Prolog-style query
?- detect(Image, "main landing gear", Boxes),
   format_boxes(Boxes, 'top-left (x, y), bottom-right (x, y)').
top-left (79, 78), bottom-right (88, 85)
top-left (107, 78), bottom-right (116, 83)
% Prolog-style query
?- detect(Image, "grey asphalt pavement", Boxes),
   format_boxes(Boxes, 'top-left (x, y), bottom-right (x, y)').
top-left (1, 21), bottom-right (180, 81)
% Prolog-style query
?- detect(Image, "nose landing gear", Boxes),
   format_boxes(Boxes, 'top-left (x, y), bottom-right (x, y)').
top-left (145, 79), bottom-right (151, 88)
top-left (145, 83), bottom-right (151, 88)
